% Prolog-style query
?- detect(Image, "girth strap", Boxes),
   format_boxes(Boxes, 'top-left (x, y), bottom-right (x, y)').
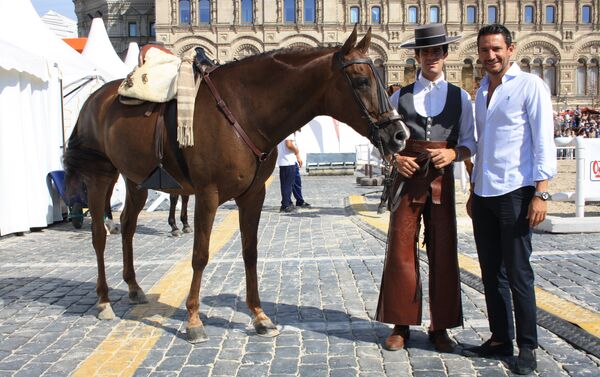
top-left (200, 67), bottom-right (268, 161)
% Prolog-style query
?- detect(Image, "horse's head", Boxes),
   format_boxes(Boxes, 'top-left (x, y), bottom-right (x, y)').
top-left (328, 26), bottom-right (409, 157)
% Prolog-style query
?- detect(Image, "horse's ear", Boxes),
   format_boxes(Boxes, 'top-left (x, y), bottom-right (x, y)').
top-left (341, 24), bottom-right (358, 55)
top-left (355, 27), bottom-right (372, 55)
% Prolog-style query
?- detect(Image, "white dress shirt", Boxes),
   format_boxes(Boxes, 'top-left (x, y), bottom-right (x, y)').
top-left (389, 72), bottom-right (477, 155)
top-left (472, 63), bottom-right (557, 197)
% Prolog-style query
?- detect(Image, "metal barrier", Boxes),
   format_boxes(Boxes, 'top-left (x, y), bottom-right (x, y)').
top-left (306, 152), bottom-right (356, 175)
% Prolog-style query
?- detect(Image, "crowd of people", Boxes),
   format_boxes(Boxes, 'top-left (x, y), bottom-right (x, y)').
top-left (554, 105), bottom-right (600, 138)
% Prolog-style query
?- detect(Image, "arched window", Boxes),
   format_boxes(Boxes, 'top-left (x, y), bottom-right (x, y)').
top-left (520, 58), bottom-right (531, 73)
top-left (487, 6), bottom-right (497, 23)
top-left (374, 59), bottom-right (386, 84)
top-left (531, 58), bottom-right (543, 79)
top-left (582, 5), bottom-right (592, 24)
top-left (284, 0), bottom-right (296, 23)
top-left (466, 6), bottom-right (476, 24)
top-left (350, 6), bottom-right (360, 23)
top-left (241, 0), bottom-right (253, 23)
top-left (371, 6), bottom-right (381, 24)
top-left (577, 58), bottom-right (587, 95)
top-left (524, 5), bottom-right (534, 24)
top-left (199, 0), bottom-right (210, 24)
top-left (545, 5), bottom-right (555, 23)
top-left (544, 58), bottom-right (556, 95)
top-left (179, 0), bottom-right (191, 24)
top-left (588, 58), bottom-right (599, 96)
top-left (304, 0), bottom-right (316, 22)
top-left (408, 6), bottom-right (418, 23)
top-left (430, 6), bottom-right (440, 23)
top-left (404, 58), bottom-right (416, 85)
top-left (462, 59), bottom-right (475, 96)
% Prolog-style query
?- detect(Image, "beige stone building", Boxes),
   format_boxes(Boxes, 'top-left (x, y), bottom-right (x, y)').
top-left (75, 0), bottom-right (600, 107)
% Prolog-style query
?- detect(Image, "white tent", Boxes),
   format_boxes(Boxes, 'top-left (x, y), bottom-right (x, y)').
top-left (82, 18), bottom-right (130, 80)
top-left (0, 0), bottom-right (109, 236)
top-left (124, 42), bottom-right (140, 71)
top-left (41, 10), bottom-right (77, 39)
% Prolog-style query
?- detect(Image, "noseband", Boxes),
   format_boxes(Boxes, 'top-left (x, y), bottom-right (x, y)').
top-left (334, 52), bottom-right (403, 157)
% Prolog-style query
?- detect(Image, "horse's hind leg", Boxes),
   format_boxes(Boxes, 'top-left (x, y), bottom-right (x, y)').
top-left (168, 194), bottom-right (181, 236)
top-left (181, 195), bottom-right (192, 233)
top-left (121, 178), bottom-right (149, 304)
top-left (236, 186), bottom-right (279, 337)
top-left (86, 174), bottom-right (119, 320)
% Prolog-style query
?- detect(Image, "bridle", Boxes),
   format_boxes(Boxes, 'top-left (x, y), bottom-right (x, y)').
top-left (334, 52), bottom-right (404, 159)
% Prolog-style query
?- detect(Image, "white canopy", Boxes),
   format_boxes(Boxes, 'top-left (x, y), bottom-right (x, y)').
top-left (41, 10), bottom-right (78, 39)
top-left (124, 42), bottom-right (140, 71)
top-left (82, 18), bottom-right (130, 80)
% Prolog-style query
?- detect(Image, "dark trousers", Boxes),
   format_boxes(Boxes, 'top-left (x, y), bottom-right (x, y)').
top-left (279, 163), bottom-right (305, 207)
top-left (292, 164), bottom-right (305, 205)
top-left (472, 186), bottom-right (538, 349)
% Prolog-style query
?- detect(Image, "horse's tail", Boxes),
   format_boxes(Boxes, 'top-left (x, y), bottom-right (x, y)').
top-left (63, 126), bottom-right (117, 201)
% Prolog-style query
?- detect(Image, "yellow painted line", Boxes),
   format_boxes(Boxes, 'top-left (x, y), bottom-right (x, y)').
top-left (348, 195), bottom-right (600, 339)
top-left (74, 177), bottom-right (274, 377)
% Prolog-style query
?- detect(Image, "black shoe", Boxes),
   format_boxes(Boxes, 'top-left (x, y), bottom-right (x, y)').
top-left (296, 202), bottom-right (311, 208)
top-left (463, 339), bottom-right (514, 357)
top-left (514, 348), bottom-right (536, 375)
top-left (279, 205), bottom-right (296, 213)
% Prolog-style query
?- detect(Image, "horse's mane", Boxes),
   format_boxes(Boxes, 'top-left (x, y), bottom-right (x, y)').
top-left (221, 45), bottom-right (340, 69)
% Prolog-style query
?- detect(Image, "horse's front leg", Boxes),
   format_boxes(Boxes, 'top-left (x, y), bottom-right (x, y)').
top-left (180, 195), bottom-right (192, 233)
top-left (103, 175), bottom-right (120, 234)
top-left (121, 179), bottom-right (149, 305)
top-left (168, 194), bottom-right (181, 236)
top-left (87, 174), bottom-right (118, 320)
top-left (186, 193), bottom-right (218, 343)
top-left (236, 186), bottom-right (279, 337)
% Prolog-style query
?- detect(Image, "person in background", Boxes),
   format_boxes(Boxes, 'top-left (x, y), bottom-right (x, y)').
top-left (277, 133), bottom-right (311, 213)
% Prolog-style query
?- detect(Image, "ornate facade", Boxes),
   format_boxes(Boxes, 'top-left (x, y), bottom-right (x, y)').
top-left (75, 0), bottom-right (600, 107)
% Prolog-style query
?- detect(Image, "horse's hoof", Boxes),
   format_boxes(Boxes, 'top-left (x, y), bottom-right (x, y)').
top-left (182, 225), bottom-right (192, 234)
top-left (129, 289), bottom-right (148, 304)
top-left (253, 318), bottom-right (280, 337)
top-left (171, 229), bottom-right (182, 237)
top-left (186, 326), bottom-right (208, 343)
top-left (109, 224), bottom-right (121, 234)
top-left (97, 302), bottom-right (115, 320)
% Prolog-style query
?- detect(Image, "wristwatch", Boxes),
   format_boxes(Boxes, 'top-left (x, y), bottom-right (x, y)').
top-left (534, 191), bottom-right (551, 201)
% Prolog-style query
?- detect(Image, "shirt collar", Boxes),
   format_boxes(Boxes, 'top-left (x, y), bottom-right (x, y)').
top-left (417, 71), bottom-right (445, 89)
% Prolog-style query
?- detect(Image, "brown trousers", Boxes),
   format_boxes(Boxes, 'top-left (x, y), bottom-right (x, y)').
top-left (376, 140), bottom-right (462, 330)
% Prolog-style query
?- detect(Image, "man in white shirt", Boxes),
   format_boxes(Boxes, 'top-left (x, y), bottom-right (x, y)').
top-left (465, 24), bottom-right (556, 375)
top-left (376, 23), bottom-right (476, 353)
top-left (277, 133), bottom-right (310, 213)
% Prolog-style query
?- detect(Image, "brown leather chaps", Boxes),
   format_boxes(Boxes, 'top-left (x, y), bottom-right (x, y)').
top-left (376, 140), bottom-right (463, 330)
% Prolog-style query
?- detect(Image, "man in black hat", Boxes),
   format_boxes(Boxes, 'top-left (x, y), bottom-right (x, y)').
top-left (376, 23), bottom-right (476, 352)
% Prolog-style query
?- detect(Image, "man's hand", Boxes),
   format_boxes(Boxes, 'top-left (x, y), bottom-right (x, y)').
top-left (394, 154), bottom-right (419, 178)
top-left (296, 154), bottom-right (303, 168)
top-left (466, 191), bottom-right (473, 218)
top-left (426, 148), bottom-right (456, 169)
top-left (527, 197), bottom-right (547, 228)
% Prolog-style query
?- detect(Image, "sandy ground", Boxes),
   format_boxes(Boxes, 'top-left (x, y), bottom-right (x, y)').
top-left (454, 160), bottom-right (600, 219)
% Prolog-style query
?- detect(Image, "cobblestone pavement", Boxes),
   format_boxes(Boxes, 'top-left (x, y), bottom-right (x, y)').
top-left (0, 174), bottom-right (599, 376)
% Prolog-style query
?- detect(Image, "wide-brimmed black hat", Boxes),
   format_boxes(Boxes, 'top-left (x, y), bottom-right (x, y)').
top-left (400, 23), bottom-right (461, 49)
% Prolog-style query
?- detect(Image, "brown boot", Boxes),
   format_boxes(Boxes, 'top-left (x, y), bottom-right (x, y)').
top-left (428, 329), bottom-right (456, 353)
top-left (384, 325), bottom-right (410, 351)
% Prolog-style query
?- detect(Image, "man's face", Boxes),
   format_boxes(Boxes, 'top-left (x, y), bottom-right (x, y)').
top-left (477, 33), bottom-right (514, 77)
top-left (415, 46), bottom-right (447, 81)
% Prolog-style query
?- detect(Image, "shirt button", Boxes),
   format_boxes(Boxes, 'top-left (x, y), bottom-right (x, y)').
top-left (427, 131), bottom-right (431, 134)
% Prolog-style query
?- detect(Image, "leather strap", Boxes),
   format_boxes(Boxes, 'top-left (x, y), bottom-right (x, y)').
top-left (200, 67), bottom-right (268, 161)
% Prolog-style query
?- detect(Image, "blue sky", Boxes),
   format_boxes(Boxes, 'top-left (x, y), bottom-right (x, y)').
top-left (31, 0), bottom-right (77, 20)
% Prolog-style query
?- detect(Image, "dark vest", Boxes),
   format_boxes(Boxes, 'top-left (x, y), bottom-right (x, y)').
top-left (397, 82), bottom-right (462, 143)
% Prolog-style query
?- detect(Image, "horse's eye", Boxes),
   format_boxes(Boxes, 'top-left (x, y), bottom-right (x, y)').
top-left (353, 77), bottom-right (370, 89)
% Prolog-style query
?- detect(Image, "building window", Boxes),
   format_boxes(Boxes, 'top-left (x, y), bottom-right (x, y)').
top-left (371, 6), bottom-right (381, 24)
top-left (531, 58), bottom-right (542, 79)
top-left (589, 59), bottom-right (599, 96)
top-left (462, 59), bottom-right (475, 96)
top-left (404, 58), bottom-right (416, 86)
top-left (582, 5), bottom-right (592, 24)
top-left (350, 6), bottom-right (360, 24)
top-left (577, 58), bottom-right (587, 95)
top-left (284, 0), bottom-right (296, 23)
top-left (304, 0), bottom-right (315, 22)
top-left (576, 58), bottom-right (600, 96)
top-left (544, 58), bottom-right (556, 95)
top-left (429, 6), bottom-right (440, 23)
top-left (545, 5), bottom-right (555, 23)
top-left (179, 0), bottom-right (191, 24)
top-left (408, 6), bottom-right (418, 23)
top-left (520, 58), bottom-right (531, 73)
top-left (199, 0), bottom-right (210, 24)
top-left (128, 22), bottom-right (137, 37)
top-left (374, 58), bottom-right (385, 84)
top-left (466, 6), bottom-right (476, 24)
top-left (241, 0), bottom-right (253, 23)
top-left (149, 22), bottom-right (155, 37)
top-left (524, 5), bottom-right (534, 24)
top-left (487, 6), bottom-right (497, 23)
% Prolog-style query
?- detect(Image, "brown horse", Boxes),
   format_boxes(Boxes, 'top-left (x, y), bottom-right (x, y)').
top-left (63, 27), bottom-right (409, 343)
